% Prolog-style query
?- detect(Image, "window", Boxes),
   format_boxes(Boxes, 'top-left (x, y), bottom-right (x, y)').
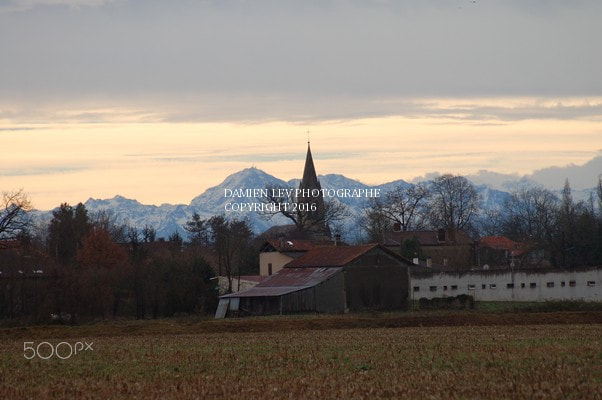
top-left (507, 283), bottom-right (514, 289)
top-left (268, 263), bottom-right (273, 275)
top-left (413, 286), bottom-right (420, 292)
top-left (482, 284), bottom-right (486, 290)
top-left (468, 284), bottom-right (476, 290)
top-left (561, 281), bottom-right (566, 287)
top-left (587, 281), bottom-right (596, 287)
top-left (530, 282), bottom-right (537, 288)
top-left (451, 285), bottom-right (458, 290)
top-left (489, 284), bottom-right (497, 289)
top-left (546, 282), bottom-right (554, 288)
top-left (443, 285), bottom-right (448, 291)
top-left (569, 280), bottom-right (576, 287)
top-left (429, 286), bottom-right (437, 292)
top-left (521, 283), bottom-right (525, 288)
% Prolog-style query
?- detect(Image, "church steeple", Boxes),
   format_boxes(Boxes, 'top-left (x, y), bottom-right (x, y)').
top-left (301, 142), bottom-right (320, 191)
top-left (298, 142), bottom-right (329, 239)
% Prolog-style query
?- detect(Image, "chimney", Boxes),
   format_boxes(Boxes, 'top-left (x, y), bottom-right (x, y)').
top-left (334, 234), bottom-right (341, 246)
top-left (278, 233), bottom-right (285, 249)
top-left (393, 222), bottom-right (401, 232)
top-left (437, 228), bottom-right (446, 242)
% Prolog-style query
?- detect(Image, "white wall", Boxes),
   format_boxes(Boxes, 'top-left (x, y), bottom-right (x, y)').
top-left (216, 276), bottom-right (261, 295)
top-left (411, 267), bottom-right (601, 302)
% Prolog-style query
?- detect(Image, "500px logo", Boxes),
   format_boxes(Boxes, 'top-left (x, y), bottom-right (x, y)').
top-left (24, 341), bottom-right (93, 360)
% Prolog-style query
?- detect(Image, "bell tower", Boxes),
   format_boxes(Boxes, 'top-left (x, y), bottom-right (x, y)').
top-left (297, 142), bottom-right (330, 239)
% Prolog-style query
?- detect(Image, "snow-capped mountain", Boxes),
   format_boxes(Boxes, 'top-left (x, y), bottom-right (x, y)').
top-left (85, 168), bottom-right (293, 238)
top-left (33, 161), bottom-right (600, 241)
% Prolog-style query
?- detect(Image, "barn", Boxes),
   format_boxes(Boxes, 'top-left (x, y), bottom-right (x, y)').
top-left (215, 244), bottom-right (413, 318)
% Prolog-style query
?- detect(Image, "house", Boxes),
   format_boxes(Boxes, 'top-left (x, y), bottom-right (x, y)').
top-left (476, 236), bottom-right (544, 269)
top-left (215, 244), bottom-right (413, 318)
top-left (384, 228), bottom-right (474, 270)
top-left (477, 236), bottom-right (522, 268)
top-left (258, 237), bottom-right (340, 276)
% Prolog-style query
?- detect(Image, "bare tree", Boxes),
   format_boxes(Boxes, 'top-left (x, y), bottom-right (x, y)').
top-left (502, 186), bottom-right (558, 243)
top-left (209, 215), bottom-right (253, 293)
top-left (358, 197), bottom-right (393, 243)
top-left (427, 174), bottom-right (480, 231)
top-left (89, 209), bottom-right (126, 242)
top-left (0, 190), bottom-right (33, 247)
top-left (142, 224), bottom-right (156, 243)
top-left (357, 183), bottom-right (429, 243)
top-left (381, 183), bottom-right (430, 231)
top-left (474, 207), bottom-right (506, 237)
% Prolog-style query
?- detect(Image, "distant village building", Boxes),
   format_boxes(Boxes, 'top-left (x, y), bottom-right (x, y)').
top-left (216, 144), bottom-right (602, 318)
top-left (384, 228), bottom-right (473, 270)
top-left (477, 236), bottom-right (545, 269)
top-left (258, 237), bottom-right (340, 276)
top-left (216, 244), bottom-right (413, 318)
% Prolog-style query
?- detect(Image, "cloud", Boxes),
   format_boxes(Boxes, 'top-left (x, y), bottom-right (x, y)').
top-left (1, 0), bottom-right (601, 111)
top-left (0, 0), bottom-right (119, 13)
top-left (0, 165), bottom-right (89, 177)
top-left (3, 96), bottom-right (601, 125)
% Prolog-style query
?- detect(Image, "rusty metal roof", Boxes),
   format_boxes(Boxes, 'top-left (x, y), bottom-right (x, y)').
top-left (257, 267), bottom-right (341, 286)
top-left (221, 286), bottom-right (307, 298)
top-left (221, 267), bottom-right (342, 298)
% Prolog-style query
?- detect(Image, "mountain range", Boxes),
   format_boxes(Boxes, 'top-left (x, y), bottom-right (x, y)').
top-left (33, 155), bottom-right (602, 241)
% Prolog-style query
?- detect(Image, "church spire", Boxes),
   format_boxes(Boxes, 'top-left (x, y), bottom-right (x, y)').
top-left (298, 142), bottom-right (329, 239)
top-left (301, 142), bottom-right (320, 190)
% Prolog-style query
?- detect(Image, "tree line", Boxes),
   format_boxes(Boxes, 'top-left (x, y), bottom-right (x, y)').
top-left (2, 174), bottom-right (601, 321)
top-left (0, 194), bottom-right (257, 322)
top-left (360, 174), bottom-right (602, 268)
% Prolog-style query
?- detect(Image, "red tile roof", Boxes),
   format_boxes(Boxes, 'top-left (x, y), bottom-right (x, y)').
top-left (478, 236), bottom-right (534, 257)
top-left (284, 244), bottom-right (410, 268)
top-left (258, 267), bottom-right (341, 287)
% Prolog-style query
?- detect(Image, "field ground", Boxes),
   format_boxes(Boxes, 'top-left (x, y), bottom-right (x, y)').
top-left (1, 311), bottom-right (601, 399)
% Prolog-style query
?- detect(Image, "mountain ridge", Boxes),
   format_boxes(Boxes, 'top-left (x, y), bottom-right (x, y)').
top-left (32, 156), bottom-right (601, 240)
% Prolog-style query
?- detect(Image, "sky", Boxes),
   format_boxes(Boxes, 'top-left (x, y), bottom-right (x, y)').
top-left (1, 0), bottom-right (601, 209)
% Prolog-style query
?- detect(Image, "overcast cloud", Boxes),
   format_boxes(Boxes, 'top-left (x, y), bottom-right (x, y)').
top-left (1, 0), bottom-right (601, 122)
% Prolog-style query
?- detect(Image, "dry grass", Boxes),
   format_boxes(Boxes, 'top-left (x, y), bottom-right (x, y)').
top-left (1, 319), bottom-right (600, 399)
